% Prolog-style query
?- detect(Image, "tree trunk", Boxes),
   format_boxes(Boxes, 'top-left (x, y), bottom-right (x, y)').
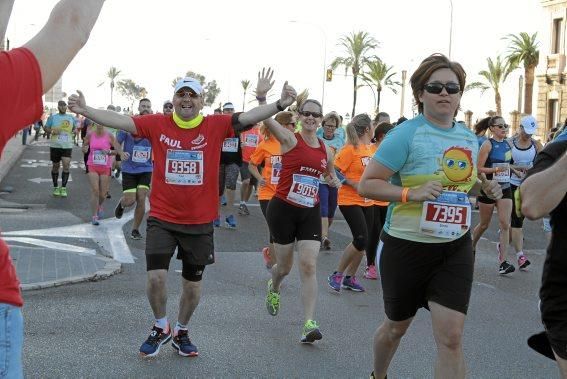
top-left (376, 88), bottom-right (382, 114)
top-left (110, 81), bottom-right (114, 105)
top-left (242, 91), bottom-right (246, 111)
top-left (352, 74), bottom-right (358, 117)
top-left (495, 90), bottom-right (502, 116)
top-left (524, 65), bottom-right (535, 115)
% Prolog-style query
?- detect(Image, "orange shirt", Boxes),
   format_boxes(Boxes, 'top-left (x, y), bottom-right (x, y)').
top-left (249, 137), bottom-right (282, 201)
top-left (335, 143), bottom-right (374, 207)
top-left (240, 126), bottom-right (262, 162)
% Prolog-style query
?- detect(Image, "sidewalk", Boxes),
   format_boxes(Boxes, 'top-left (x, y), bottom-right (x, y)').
top-left (1, 134), bottom-right (122, 291)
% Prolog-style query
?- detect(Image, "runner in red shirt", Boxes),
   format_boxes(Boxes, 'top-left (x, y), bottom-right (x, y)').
top-left (0, 1), bottom-right (106, 377)
top-left (68, 71), bottom-right (297, 358)
top-left (256, 69), bottom-right (341, 344)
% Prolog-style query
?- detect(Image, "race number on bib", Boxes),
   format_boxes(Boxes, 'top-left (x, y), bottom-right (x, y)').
top-left (419, 191), bottom-right (471, 239)
top-left (222, 138), bottom-right (239, 152)
top-left (493, 163), bottom-right (510, 183)
top-left (287, 174), bottom-right (319, 207)
top-left (165, 150), bottom-right (203, 185)
top-left (57, 134), bottom-right (69, 143)
top-left (243, 134), bottom-right (259, 147)
top-left (132, 146), bottom-right (151, 163)
top-left (270, 156), bottom-right (282, 185)
top-left (92, 151), bottom-right (108, 166)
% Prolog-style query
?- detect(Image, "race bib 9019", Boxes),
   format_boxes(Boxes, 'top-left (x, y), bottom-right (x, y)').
top-left (287, 174), bottom-right (319, 207)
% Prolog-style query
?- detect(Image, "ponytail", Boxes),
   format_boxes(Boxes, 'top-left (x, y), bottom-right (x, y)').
top-left (346, 123), bottom-right (359, 147)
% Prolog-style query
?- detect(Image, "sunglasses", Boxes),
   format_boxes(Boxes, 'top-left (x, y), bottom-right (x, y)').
top-left (300, 111), bottom-right (323, 118)
top-left (423, 82), bottom-right (461, 95)
top-left (163, 104), bottom-right (173, 109)
top-left (175, 90), bottom-right (199, 99)
top-left (324, 124), bottom-right (337, 128)
top-left (491, 124), bottom-right (509, 130)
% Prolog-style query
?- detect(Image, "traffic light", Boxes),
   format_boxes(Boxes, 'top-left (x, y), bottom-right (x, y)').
top-left (326, 69), bottom-right (333, 82)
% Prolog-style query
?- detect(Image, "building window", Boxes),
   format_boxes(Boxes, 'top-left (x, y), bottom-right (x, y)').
top-left (552, 18), bottom-right (563, 54)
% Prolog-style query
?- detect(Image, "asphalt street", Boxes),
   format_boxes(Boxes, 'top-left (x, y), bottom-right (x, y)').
top-left (0, 139), bottom-right (559, 378)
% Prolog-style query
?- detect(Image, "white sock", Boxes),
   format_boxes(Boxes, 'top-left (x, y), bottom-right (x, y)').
top-left (240, 201), bottom-right (245, 205)
top-left (174, 321), bottom-right (187, 333)
top-left (155, 317), bottom-right (168, 330)
top-left (516, 251), bottom-right (525, 258)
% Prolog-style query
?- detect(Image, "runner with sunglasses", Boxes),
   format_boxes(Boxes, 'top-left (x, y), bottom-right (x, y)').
top-left (471, 116), bottom-right (516, 275)
top-left (259, 69), bottom-right (341, 343)
top-left (316, 112), bottom-right (344, 250)
top-left (359, 54), bottom-right (501, 379)
top-left (327, 114), bottom-right (375, 293)
top-left (249, 112), bottom-right (296, 269)
top-left (69, 71), bottom-right (297, 358)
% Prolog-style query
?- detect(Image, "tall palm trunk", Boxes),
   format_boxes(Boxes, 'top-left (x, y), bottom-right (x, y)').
top-left (524, 65), bottom-right (535, 115)
top-left (110, 82), bottom-right (114, 105)
top-left (495, 90), bottom-right (502, 116)
top-left (352, 74), bottom-right (358, 117)
top-left (242, 91), bottom-right (246, 111)
top-left (376, 87), bottom-right (382, 114)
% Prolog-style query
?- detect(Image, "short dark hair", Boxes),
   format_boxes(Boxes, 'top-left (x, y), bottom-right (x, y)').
top-left (139, 98), bottom-right (151, 105)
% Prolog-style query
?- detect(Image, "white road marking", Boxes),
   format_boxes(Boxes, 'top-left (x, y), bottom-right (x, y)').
top-left (4, 237), bottom-right (96, 255)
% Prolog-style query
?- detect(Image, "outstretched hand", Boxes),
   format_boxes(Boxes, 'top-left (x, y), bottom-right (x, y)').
top-left (256, 67), bottom-right (275, 98)
top-left (68, 90), bottom-right (88, 115)
top-left (279, 81), bottom-right (297, 109)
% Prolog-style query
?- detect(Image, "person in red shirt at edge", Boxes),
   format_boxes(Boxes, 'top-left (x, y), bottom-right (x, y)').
top-left (0, 1), bottom-right (106, 377)
top-left (68, 70), bottom-right (297, 358)
top-left (255, 69), bottom-right (341, 344)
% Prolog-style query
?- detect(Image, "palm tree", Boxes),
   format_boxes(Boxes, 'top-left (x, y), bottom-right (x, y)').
top-left (360, 58), bottom-right (400, 114)
top-left (466, 56), bottom-right (514, 116)
top-left (107, 67), bottom-right (121, 105)
top-left (117, 79), bottom-right (147, 111)
top-left (331, 31), bottom-right (378, 116)
top-left (504, 32), bottom-right (540, 114)
top-left (241, 80), bottom-right (250, 111)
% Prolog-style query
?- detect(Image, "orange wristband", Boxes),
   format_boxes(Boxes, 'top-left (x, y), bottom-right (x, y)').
top-left (401, 187), bottom-right (409, 203)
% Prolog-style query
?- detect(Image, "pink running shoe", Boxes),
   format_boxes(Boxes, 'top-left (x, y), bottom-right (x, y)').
top-left (364, 265), bottom-right (378, 280)
top-left (262, 247), bottom-right (272, 270)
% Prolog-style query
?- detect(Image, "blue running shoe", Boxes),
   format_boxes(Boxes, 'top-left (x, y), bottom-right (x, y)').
top-left (221, 195), bottom-right (227, 206)
top-left (327, 272), bottom-right (343, 292)
top-left (342, 276), bottom-right (365, 292)
top-left (213, 218), bottom-right (220, 228)
top-left (225, 215), bottom-right (237, 229)
top-left (172, 329), bottom-right (199, 357)
top-left (139, 324), bottom-right (171, 358)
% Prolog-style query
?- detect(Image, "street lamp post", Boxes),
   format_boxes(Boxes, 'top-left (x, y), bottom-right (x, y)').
top-left (400, 70), bottom-right (407, 118)
top-left (289, 20), bottom-right (327, 108)
top-left (448, 0), bottom-right (453, 58)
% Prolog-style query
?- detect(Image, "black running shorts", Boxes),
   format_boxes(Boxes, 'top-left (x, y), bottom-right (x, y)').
top-left (50, 147), bottom-right (72, 163)
top-left (122, 172), bottom-right (152, 192)
top-left (145, 217), bottom-right (215, 270)
top-left (266, 196), bottom-right (322, 245)
top-left (477, 186), bottom-right (512, 205)
top-left (378, 231), bottom-right (474, 321)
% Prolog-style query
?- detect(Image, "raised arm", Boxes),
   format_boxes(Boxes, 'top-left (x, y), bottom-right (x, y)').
top-left (68, 90), bottom-right (137, 134)
top-left (238, 68), bottom-right (296, 127)
top-left (23, 0), bottom-right (106, 93)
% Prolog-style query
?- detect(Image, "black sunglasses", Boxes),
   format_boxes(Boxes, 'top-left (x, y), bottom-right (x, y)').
top-left (300, 111), bottom-right (323, 118)
top-left (163, 104), bottom-right (173, 109)
top-left (175, 90), bottom-right (199, 99)
top-left (491, 123), bottom-right (509, 130)
top-left (423, 82), bottom-right (461, 95)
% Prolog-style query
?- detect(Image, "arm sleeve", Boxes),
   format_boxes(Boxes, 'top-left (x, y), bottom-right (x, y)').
top-left (116, 130), bottom-right (126, 144)
top-left (132, 114), bottom-right (165, 139)
top-left (45, 115), bottom-right (53, 128)
top-left (372, 125), bottom-right (410, 172)
top-left (525, 141), bottom-right (567, 179)
top-left (249, 145), bottom-right (265, 165)
top-left (333, 145), bottom-right (352, 172)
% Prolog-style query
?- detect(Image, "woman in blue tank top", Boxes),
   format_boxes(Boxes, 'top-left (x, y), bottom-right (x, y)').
top-left (471, 116), bottom-right (515, 275)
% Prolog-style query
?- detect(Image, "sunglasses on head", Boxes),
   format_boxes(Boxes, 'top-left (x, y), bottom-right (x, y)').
top-left (175, 90), bottom-right (199, 99)
top-left (423, 82), bottom-right (461, 95)
top-left (300, 111), bottom-right (323, 118)
top-left (491, 123), bottom-right (509, 130)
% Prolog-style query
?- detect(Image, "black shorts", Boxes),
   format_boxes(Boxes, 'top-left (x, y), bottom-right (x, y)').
top-left (50, 147), bottom-right (72, 163)
top-left (541, 250), bottom-right (567, 359)
top-left (379, 231), bottom-right (474, 321)
top-left (477, 186), bottom-right (512, 205)
top-left (510, 184), bottom-right (525, 228)
top-left (266, 196), bottom-right (321, 244)
top-left (339, 205), bottom-right (374, 252)
top-left (122, 172), bottom-right (152, 192)
top-left (145, 217), bottom-right (215, 270)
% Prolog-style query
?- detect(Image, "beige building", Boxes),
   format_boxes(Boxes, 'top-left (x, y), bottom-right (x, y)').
top-left (537, 0), bottom-right (567, 139)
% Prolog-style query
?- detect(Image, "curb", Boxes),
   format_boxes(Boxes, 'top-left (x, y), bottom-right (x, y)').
top-left (0, 137), bottom-right (27, 184)
top-left (20, 256), bottom-right (122, 291)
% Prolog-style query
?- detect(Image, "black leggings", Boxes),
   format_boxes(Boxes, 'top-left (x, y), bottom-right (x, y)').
top-left (367, 205), bottom-right (388, 266)
top-left (260, 199), bottom-right (274, 243)
top-left (339, 205), bottom-right (374, 252)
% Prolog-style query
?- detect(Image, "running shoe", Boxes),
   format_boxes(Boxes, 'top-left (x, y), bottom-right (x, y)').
top-left (300, 319), bottom-right (322, 344)
top-left (238, 203), bottom-right (250, 216)
top-left (97, 205), bottom-right (104, 219)
top-left (266, 279), bottom-right (280, 316)
top-left (225, 215), bottom-right (237, 229)
top-left (59, 187), bottom-right (68, 197)
top-left (105, 192), bottom-right (112, 199)
top-left (221, 195), bottom-right (227, 206)
top-left (131, 229), bottom-right (142, 240)
top-left (321, 237), bottom-right (331, 250)
top-left (518, 255), bottom-right (531, 270)
top-left (114, 202), bottom-right (124, 219)
top-left (52, 187), bottom-right (61, 197)
top-left (262, 247), bottom-right (272, 270)
top-left (327, 272), bottom-right (343, 292)
top-left (91, 216), bottom-right (99, 226)
top-left (363, 265), bottom-right (378, 280)
top-left (342, 276), bottom-right (365, 292)
top-left (139, 324), bottom-right (171, 358)
top-left (499, 260), bottom-right (516, 275)
top-left (172, 329), bottom-right (199, 357)
top-left (213, 218), bottom-right (220, 228)
top-left (114, 168), bottom-right (121, 179)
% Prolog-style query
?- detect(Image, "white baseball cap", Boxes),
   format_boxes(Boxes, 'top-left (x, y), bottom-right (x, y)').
top-left (520, 115), bottom-right (538, 134)
top-left (174, 77), bottom-right (203, 95)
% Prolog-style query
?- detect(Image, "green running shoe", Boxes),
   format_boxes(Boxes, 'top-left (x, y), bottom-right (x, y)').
top-left (300, 319), bottom-right (322, 344)
top-left (59, 187), bottom-right (68, 197)
top-left (266, 279), bottom-right (280, 316)
top-left (52, 187), bottom-right (61, 196)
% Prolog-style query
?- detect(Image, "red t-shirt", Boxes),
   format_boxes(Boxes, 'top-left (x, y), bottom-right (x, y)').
top-left (275, 133), bottom-right (327, 208)
top-left (133, 114), bottom-right (234, 224)
top-left (0, 48), bottom-right (44, 307)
